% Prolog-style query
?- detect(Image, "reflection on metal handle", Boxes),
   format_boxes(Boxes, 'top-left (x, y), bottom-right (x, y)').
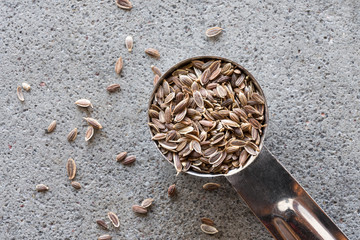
top-left (226, 146), bottom-right (348, 240)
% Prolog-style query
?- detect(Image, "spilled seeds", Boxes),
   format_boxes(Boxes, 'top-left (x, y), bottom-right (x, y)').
top-left (115, 57), bottom-right (123, 74)
top-left (96, 219), bottom-right (109, 230)
top-left (85, 126), bottom-right (94, 141)
top-left (205, 27), bottom-right (223, 37)
top-left (66, 158), bottom-right (76, 180)
top-left (107, 84), bottom-right (121, 92)
top-left (168, 184), bottom-right (176, 197)
top-left (115, 0), bottom-right (132, 10)
top-left (67, 128), bottom-right (78, 142)
top-left (125, 35), bottom-right (133, 52)
top-left (17, 86), bottom-right (24, 102)
top-left (36, 184), bottom-right (49, 192)
top-left (145, 48), bottom-right (160, 58)
top-left (107, 212), bottom-right (120, 228)
top-left (46, 120), bottom-right (56, 133)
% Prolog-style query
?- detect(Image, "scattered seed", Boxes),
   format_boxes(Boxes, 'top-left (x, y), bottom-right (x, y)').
top-left (22, 82), bottom-right (31, 91)
top-left (36, 184), bottom-right (49, 192)
top-left (116, 152), bottom-right (127, 162)
top-left (85, 126), bottom-right (94, 142)
top-left (141, 198), bottom-right (154, 208)
top-left (106, 84), bottom-right (121, 92)
top-left (83, 117), bottom-right (103, 129)
top-left (46, 120), bottom-right (56, 133)
top-left (67, 128), bottom-right (78, 142)
top-left (205, 27), bottom-right (223, 37)
top-left (203, 183), bottom-right (221, 190)
top-left (151, 65), bottom-right (162, 76)
top-left (17, 86), bottom-right (24, 102)
top-left (168, 184), bottom-right (176, 197)
top-left (115, 0), bottom-right (132, 10)
top-left (200, 224), bottom-right (218, 235)
top-left (66, 158), bottom-right (76, 180)
top-left (122, 155), bottom-right (136, 165)
top-left (201, 217), bottom-right (215, 226)
top-left (125, 35), bottom-right (133, 52)
top-left (96, 219), bottom-right (109, 230)
top-left (71, 181), bottom-right (81, 189)
top-left (75, 99), bottom-right (93, 108)
top-left (98, 234), bottom-right (112, 240)
top-left (107, 212), bottom-right (120, 228)
top-left (115, 57), bottom-right (123, 74)
top-left (132, 205), bottom-right (148, 214)
top-left (145, 48), bottom-right (160, 58)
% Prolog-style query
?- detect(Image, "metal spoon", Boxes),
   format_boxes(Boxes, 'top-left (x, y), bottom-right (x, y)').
top-left (148, 56), bottom-right (348, 240)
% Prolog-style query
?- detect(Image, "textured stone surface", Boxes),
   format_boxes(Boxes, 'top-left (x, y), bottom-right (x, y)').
top-left (0, 0), bottom-right (359, 239)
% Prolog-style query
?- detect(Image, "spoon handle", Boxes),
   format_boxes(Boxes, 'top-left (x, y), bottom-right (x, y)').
top-left (226, 146), bottom-right (347, 240)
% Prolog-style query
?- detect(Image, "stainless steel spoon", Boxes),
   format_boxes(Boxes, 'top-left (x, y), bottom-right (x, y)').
top-left (148, 56), bottom-right (348, 240)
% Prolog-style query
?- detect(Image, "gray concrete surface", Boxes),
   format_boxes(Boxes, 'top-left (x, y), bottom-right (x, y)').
top-left (0, 0), bottom-right (359, 239)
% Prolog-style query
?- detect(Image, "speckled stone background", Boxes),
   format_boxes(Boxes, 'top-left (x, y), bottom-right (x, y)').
top-left (0, 0), bottom-right (359, 239)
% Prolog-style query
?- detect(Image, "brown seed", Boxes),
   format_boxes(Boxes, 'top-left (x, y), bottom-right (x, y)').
top-left (116, 152), bottom-right (127, 162)
top-left (201, 217), bottom-right (215, 226)
top-left (85, 126), bottom-right (94, 141)
top-left (193, 90), bottom-right (204, 108)
top-left (132, 205), bottom-right (148, 214)
top-left (115, 57), bottom-right (123, 74)
top-left (200, 224), bottom-right (218, 235)
top-left (200, 68), bottom-right (210, 85)
top-left (71, 181), bottom-right (81, 189)
top-left (66, 158), bottom-right (76, 180)
top-left (17, 86), bottom-right (24, 102)
top-left (125, 35), bottom-right (133, 52)
top-left (145, 48), bottom-right (160, 58)
top-left (46, 120), bottom-right (56, 133)
top-left (98, 234), bottom-right (112, 240)
top-left (75, 99), bottom-right (93, 108)
top-left (168, 184), bottom-right (176, 197)
top-left (22, 82), bottom-right (31, 91)
top-left (115, 0), bottom-right (132, 10)
top-left (107, 212), bottom-right (120, 228)
top-left (203, 183), bottom-right (221, 190)
top-left (151, 65), bottom-right (162, 76)
top-left (153, 74), bottom-right (160, 86)
top-left (205, 27), bottom-right (223, 37)
top-left (122, 155), bottom-right (136, 165)
top-left (67, 128), bottom-right (78, 142)
top-left (96, 220), bottom-right (108, 230)
top-left (106, 84), bottom-right (121, 92)
top-left (36, 184), bottom-right (49, 192)
top-left (141, 198), bottom-right (154, 208)
top-left (83, 117), bottom-right (103, 129)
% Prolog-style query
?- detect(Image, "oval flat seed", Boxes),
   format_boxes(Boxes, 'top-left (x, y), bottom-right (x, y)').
top-left (85, 126), bottom-right (94, 141)
top-left (200, 224), bottom-right (219, 235)
top-left (141, 198), bottom-right (154, 208)
top-left (168, 184), bottom-right (176, 197)
top-left (107, 84), bottom-right (121, 92)
top-left (17, 86), bottom-right (24, 102)
top-left (71, 181), bottom-right (81, 189)
top-left (107, 212), bottom-right (120, 228)
top-left (145, 48), bottom-right (160, 58)
top-left (36, 184), bottom-right (49, 192)
top-left (67, 128), bottom-right (78, 142)
top-left (193, 90), bottom-right (204, 109)
top-left (115, 57), bottom-right (123, 74)
top-left (84, 117), bottom-right (103, 129)
top-left (22, 82), bottom-right (31, 91)
top-left (125, 35), bottom-right (133, 52)
top-left (66, 158), bottom-right (76, 180)
top-left (75, 99), bottom-right (93, 108)
top-left (115, 0), bottom-right (132, 10)
top-left (96, 219), bottom-right (108, 230)
top-left (132, 205), bottom-right (148, 214)
top-left (98, 234), bottom-right (112, 240)
top-left (122, 155), bottom-right (136, 165)
top-left (203, 183), bottom-right (221, 190)
top-left (205, 27), bottom-right (223, 37)
top-left (116, 152), bottom-right (127, 162)
top-left (46, 120), bottom-right (56, 133)
top-left (151, 65), bottom-right (162, 76)
top-left (153, 74), bottom-right (160, 86)
top-left (201, 217), bottom-right (215, 226)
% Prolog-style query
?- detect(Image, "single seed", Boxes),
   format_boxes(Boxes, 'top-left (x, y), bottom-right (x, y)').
top-left (200, 224), bottom-right (218, 235)
top-left (153, 74), bottom-right (160, 86)
top-left (122, 155), bottom-right (136, 165)
top-left (201, 217), bottom-right (215, 226)
top-left (107, 212), bottom-right (120, 228)
top-left (83, 117), bottom-right (103, 129)
top-left (46, 120), bottom-right (56, 133)
top-left (141, 198), bottom-right (154, 208)
top-left (71, 181), bottom-right (81, 189)
top-left (98, 234), bottom-right (112, 240)
top-left (75, 99), bottom-right (93, 108)
top-left (145, 48), bottom-right (160, 58)
top-left (203, 183), bottom-right (221, 190)
top-left (66, 158), bottom-right (76, 180)
top-left (96, 220), bottom-right (108, 230)
top-left (67, 128), bottom-right (78, 142)
top-left (116, 152), bottom-right (127, 162)
top-left (151, 65), bottom-right (162, 76)
top-left (85, 126), bottom-right (94, 141)
top-left (132, 205), bottom-right (148, 214)
top-left (115, 0), bottom-right (132, 10)
top-left (115, 57), bottom-right (123, 74)
top-left (22, 82), bottom-right (31, 91)
top-left (125, 35), bottom-right (133, 52)
top-left (168, 184), bottom-right (176, 197)
top-left (36, 184), bottom-right (49, 192)
top-left (205, 27), bottom-right (223, 37)
top-left (106, 84), bottom-right (121, 92)
top-left (17, 86), bottom-right (24, 102)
